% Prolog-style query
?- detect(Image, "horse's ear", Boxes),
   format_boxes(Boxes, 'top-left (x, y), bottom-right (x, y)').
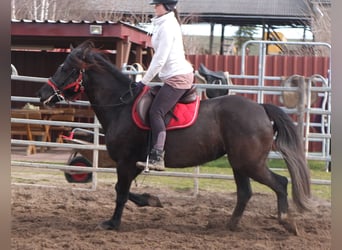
top-left (70, 44), bottom-right (74, 51)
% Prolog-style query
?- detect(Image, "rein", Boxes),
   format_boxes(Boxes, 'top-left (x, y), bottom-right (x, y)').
top-left (47, 68), bottom-right (139, 107)
top-left (90, 81), bottom-right (139, 108)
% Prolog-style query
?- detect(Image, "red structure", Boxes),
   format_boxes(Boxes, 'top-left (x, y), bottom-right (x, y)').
top-left (11, 20), bottom-right (153, 68)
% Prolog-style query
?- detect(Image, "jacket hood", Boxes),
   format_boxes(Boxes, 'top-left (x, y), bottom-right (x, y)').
top-left (151, 11), bottom-right (175, 25)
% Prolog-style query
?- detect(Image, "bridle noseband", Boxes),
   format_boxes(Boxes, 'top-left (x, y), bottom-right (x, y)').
top-left (45, 69), bottom-right (85, 104)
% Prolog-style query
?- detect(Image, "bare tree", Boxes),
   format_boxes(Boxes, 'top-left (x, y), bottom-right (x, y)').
top-left (309, 1), bottom-right (331, 45)
top-left (11, 0), bottom-right (16, 19)
top-left (11, 0), bottom-right (152, 23)
top-left (289, 0), bottom-right (331, 56)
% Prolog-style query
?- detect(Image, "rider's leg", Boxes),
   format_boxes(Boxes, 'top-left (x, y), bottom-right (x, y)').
top-left (136, 84), bottom-right (187, 171)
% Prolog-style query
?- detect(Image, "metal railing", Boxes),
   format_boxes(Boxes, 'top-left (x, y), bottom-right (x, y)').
top-left (11, 45), bottom-right (331, 192)
top-left (240, 40), bottom-right (331, 167)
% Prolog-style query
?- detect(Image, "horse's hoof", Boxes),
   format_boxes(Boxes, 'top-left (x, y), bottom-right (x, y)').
top-left (227, 220), bottom-right (238, 231)
top-left (96, 220), bottom-right (119, 231)
top-left (279, 218), bottom-right (298, 235)
top-left (145, 194), bottom-right (163, 207)
top-left (278, 213), bottom-right (298, 235)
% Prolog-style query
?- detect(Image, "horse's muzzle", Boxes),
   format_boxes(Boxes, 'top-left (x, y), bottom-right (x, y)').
top-left (37, 83), bottom-right (65, 106)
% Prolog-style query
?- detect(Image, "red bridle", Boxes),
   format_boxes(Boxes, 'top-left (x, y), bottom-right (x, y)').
top-left (46, 70), bottom-right (85, 102)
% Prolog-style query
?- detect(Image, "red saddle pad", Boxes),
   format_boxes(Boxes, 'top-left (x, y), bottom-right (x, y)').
top-left (132, 87), bottom-right (200, 130)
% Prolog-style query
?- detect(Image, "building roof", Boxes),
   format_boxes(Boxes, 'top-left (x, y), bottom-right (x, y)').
top-left (181, 0), bottom-right (310, 25)
top-left (11, 0), bottom-right (331, 53)
top-left (86, 0), bottom-right (330, 27)
top-left (11, 20), bottom-right (152, 50)
top-left (11, 0), bottom-right (331, 29)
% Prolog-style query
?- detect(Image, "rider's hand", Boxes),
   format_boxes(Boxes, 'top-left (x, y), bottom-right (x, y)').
top-left (131, 81), bottom-right (145, 96)
top-left (133, 81), bottom-right (145, 89)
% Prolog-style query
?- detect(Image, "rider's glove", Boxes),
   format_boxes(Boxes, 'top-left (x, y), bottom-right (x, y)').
top-left (133, 81), bottom-right (145, 89)
top-left (131, 81), bottom-right (145, 96)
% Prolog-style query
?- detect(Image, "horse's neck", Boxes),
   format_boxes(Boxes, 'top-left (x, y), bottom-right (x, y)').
top-left (84, 72), bottom-right (130, 132)
top-left (85, 94), bottom-right (121, 133)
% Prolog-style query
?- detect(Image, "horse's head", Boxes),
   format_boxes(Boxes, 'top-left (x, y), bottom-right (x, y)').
top-left (37, 41), bottom-right (94, 106)
top-left (38, 40), bottom-right (135, 107)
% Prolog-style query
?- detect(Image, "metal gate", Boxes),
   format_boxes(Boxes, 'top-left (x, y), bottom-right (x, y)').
top-left (10, 40), bottom-right (331, 192)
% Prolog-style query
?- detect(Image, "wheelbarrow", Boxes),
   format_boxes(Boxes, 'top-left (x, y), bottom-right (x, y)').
top-left (61, 128), bottom-right (116, 183)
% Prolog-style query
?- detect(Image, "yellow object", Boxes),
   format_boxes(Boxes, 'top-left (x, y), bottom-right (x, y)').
top-left (22, 103), bottom-right (40, 110)
top-left (264, 32), bottom-right (287, 55)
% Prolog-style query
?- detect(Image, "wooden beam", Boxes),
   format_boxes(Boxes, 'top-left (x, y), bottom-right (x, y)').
top-left (135, 45), bottom-right (143, 64)
top-left (115, 38), bottom-right (131, 68)
top-left (209, 23), bottom-right (214, 54)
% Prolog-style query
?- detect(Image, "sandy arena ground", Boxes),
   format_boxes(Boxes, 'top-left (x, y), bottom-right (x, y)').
top-left (11, 147), bottom-right (331, 249)
top-left (11, 183), bottom-right (331, 249)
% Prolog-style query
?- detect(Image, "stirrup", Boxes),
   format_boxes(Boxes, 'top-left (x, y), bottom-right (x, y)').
top-left (136, 154), bottom-right (153, 172)
top-left (148, 160), bottom-right (165, 171)
top-left (136, 150), bottom-right (165, 172)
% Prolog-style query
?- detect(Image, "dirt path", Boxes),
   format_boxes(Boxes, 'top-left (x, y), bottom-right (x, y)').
top-left (11, 182), bottom-right (331, 250)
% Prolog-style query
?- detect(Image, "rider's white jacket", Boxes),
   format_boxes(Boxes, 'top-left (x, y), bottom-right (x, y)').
top-left (141, 11), bottom-right (193, 85)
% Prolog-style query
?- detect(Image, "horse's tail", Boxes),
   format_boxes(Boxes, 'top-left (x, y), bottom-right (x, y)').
top-left (261, 103), bottom-right (311, 211)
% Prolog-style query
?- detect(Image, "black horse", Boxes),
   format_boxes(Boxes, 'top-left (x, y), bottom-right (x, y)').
top-left (37, 41), bottom-right (311, 234)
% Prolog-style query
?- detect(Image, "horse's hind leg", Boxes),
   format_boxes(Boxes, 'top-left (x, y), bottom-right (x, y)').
top-left (249, 167), bottom-right (298, 235)
top-left (269, 172), bottom-right (299, 235)
top-left (227, 168), bottom-right (252, 231)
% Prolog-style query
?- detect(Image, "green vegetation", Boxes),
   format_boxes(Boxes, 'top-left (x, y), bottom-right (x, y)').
top-left (234, 26), bottom-right (258, 54)
top-left (133, 157), bottom-right (331, 201)
top-left (12, 157), bottom-right (331, 201)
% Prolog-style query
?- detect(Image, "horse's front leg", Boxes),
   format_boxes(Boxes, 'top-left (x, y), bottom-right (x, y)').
top-left (128, 192), bottom-right (163, 207)
top-left (98, 163), bottom-right (138, 230)
top-left (97, 160), bottom-right (162, 230)
top-left (99, 183), bottom-right (129, 230)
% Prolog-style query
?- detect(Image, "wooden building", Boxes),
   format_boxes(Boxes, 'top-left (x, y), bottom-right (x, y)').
top-left (11, 20), bottom-right (153, 68)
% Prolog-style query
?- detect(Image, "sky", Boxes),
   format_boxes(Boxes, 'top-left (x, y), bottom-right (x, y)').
top-left (180, 24), bottom-right (313, 40)
top-left (141, 23), bottom-right (313, 40)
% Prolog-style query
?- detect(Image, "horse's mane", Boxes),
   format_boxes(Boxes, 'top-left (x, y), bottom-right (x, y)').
top-left (69, 40), bottom-right (132, 85)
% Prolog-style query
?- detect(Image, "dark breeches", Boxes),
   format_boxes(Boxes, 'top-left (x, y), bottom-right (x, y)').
top-left (149, 84), bottom-right (187, 150)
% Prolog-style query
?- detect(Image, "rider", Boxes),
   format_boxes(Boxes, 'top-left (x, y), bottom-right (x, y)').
top-left (136, 0), bottom-right (194, 171)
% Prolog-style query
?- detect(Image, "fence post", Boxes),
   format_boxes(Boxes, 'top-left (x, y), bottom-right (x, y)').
top-left (91, 115), bottom-right (100, 191)
top-left (297, 76), bottom-right (306, 148)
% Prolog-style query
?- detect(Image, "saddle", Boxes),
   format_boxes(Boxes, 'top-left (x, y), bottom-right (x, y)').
top-left (198, 63), bottom-right (229, 98)
top-left (132, 85), bottom-right (200, 130)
